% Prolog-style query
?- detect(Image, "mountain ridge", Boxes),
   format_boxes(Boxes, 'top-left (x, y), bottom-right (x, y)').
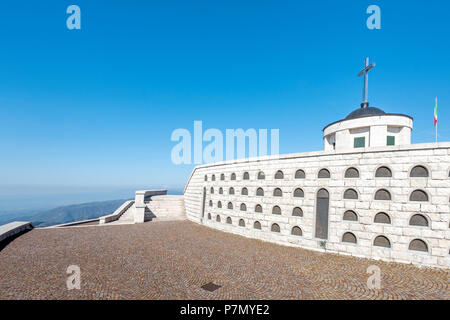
top-left (0, 199), bottom-right (130, 227)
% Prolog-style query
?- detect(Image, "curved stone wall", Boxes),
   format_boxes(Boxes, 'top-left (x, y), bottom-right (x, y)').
top-left (184, 143), bottom-right (450, 269)
top-left (323, 115), bottom-right (413, 151)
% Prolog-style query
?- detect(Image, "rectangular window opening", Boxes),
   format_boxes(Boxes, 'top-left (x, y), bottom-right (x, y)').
top-left (354, 137), bottom-right (365, 148)
top-left (387, 136), bottom-right (395, 146)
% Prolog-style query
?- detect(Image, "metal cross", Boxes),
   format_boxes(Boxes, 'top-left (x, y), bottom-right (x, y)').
top-left (358, 57), bottom-right (376, 108)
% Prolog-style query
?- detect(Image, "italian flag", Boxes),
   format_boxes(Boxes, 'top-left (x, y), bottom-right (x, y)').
top-left (434, 97), bottom-right (438, 126)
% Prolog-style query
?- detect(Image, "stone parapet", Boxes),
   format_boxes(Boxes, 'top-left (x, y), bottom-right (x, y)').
top-left (0, 221), bottom-right (33, 243)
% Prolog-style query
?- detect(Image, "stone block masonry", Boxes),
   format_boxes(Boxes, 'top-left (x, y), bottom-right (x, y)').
top-left (0, 222), bottom-right (33, 243)
top-left (184, 142), bottom-right (450, 269)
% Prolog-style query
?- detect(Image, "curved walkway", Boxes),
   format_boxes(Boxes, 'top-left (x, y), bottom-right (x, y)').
top-left (0, 220), bottom-right (448, 299)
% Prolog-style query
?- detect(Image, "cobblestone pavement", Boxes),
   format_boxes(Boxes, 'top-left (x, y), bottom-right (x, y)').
top-left (0, 220), bottom-right (448, 299)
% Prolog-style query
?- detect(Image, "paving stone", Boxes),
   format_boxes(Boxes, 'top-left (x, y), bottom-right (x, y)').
top-left (0, 221), bottom-right (448, 300)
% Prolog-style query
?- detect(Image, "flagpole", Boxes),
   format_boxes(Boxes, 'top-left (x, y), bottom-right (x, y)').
top-left (435, 97), bottom-right (438, 144)
top-left (436, 121), bottom-right (437, 144)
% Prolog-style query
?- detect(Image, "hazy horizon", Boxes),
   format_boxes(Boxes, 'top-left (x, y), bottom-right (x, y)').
top-left (0, 185), bottom-right (184, 214)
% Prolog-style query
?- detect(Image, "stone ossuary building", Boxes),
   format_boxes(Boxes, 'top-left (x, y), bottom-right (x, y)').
top-left (45, 59), bottom-right (448, 271)
top-left (184, 64), bottom-right (450, 268)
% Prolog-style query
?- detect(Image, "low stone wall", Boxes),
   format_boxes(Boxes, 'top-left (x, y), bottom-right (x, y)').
top-left (0, 221), bottom-right (33, 243)
top-left (46, 218), bottom-right (100, 228)
top-left (184, 142), bottom-right (450, 269)
top-left (134, 190), bottom-right (168, 223)
top-left (99, 200), bottom-right (135, 224)
top-left (145, 195), bottom-right (186, 221)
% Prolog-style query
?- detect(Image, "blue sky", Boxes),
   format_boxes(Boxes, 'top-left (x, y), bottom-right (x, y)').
top-left (0, 0), bottom-right (449, 204)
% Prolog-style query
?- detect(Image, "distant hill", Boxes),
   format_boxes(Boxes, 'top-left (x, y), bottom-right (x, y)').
top-left (0, 209), bottom-right (42, 225)
top-left (1, 199), bottom-right (129, 227)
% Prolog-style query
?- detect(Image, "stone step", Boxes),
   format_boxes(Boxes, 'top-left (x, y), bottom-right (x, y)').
top-left (147, 199), bottom-right (184, 203)
top-left (149, 200), bottom-right (183, 202)
top-left (117, 205), bottom-right (135, 222)
top-left (149, 216), bottom-right (186, 221)
top-left (146, 206), bottom-right (185, 211)
top-left (147, 205), bottom-right (185, 209)
top-left (146, 200), bottom-right (184, 205)
top-left (147, 204), bottom-right (185, 208)
top-left (147, 201), bottom-right (184, 204)
top-left (147, 203), bottom-right (184, 209)
top-left (117, 194), bottom-right (186, 223)
top-left (119, 217), bottom-right (134, 222)
top-left (146, 206), bottom-right (185, 210)
top-left (146, 211), bottom-right (185, 216)
top-left (149, 195), bottom-right (184, 201)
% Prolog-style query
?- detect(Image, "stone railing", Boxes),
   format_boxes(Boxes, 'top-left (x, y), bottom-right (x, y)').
top-left (46, 218), bottom-right (101, 228)
top-left (136, 189), bottom-right (168, 203)
top-left (0, 221), bottom-right (33, 243)
top-left (134, 190), bottom-right (167, 223)
top-left (99, 200), bottom-right (135, 224)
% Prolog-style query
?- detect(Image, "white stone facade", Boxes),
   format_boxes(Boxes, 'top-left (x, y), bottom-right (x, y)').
top-left (323, 115), bottom-right (413, 151)
top-left (184, 143), bottom-right (450, 269)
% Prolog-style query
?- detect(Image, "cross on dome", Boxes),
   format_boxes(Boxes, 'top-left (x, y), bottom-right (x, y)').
top-left (358, 57), bottom-right (376, 108)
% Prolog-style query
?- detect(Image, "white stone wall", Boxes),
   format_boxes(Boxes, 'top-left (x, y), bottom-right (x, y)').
top-left (184, 143), bottom-right (450, 269)
top-left (323, 115), bottom-right (413, 151)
